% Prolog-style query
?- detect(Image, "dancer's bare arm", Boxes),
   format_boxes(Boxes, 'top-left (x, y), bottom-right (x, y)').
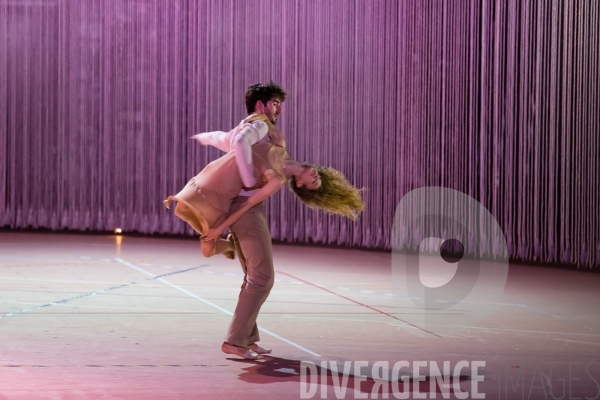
top-left (267, 125), bottom-right (286, 149)
top-left (202, 170), bottom-right (285, 242)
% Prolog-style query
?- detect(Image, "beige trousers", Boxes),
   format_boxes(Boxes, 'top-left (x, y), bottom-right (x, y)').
top-left (224, 197), bottom-right (274, 347)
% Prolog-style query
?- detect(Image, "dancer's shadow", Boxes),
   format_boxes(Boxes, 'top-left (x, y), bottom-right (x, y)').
top-left (229, 356), bottom-right (470, 395)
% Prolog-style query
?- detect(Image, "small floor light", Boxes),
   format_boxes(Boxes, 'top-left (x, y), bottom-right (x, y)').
top-left (114, 228), bottom-right (123, 253)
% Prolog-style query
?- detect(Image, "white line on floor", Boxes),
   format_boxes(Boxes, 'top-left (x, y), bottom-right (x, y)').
top-left (115, 258), bottom-right (321, 357)
top-left (0, 276), bottom-right (120, 284)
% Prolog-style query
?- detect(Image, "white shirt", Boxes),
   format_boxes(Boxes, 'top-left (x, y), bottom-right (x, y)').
top-left (192, 117), bottom-right (270, 196)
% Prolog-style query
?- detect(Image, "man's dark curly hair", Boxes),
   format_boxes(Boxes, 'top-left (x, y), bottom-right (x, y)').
top-left (245, 81), bottom-right (287, 114)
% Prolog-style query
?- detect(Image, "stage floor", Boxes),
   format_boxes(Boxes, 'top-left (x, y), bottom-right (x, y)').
top-left (0, 231), bottom-right (598, 399)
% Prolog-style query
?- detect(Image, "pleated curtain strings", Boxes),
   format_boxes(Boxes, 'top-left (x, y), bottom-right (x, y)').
top-left (1, 0), bottom-right (598, 267)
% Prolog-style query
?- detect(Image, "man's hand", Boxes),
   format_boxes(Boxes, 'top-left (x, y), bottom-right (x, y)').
top-left (202, 227), bottom-right (223, 243)
top-left (242, 170), bottom-right (272, 191)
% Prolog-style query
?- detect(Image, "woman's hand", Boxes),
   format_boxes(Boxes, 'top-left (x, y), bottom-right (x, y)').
top-left (202, 227), bottom-right (223, 243)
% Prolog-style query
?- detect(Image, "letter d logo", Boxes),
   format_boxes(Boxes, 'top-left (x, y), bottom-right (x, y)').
top-left (391, 187), bottom-right (509, 338)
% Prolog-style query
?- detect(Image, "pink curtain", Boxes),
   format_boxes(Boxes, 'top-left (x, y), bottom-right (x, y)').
top-left (1, 0), bottom-right (598, 267)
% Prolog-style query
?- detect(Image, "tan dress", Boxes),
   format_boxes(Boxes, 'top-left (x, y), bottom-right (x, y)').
top-left (164, 142), bottom-right (287, 235)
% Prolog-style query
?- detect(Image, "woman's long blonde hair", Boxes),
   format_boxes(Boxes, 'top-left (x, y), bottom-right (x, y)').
top-left (289, 165), bottom-right (365, 220)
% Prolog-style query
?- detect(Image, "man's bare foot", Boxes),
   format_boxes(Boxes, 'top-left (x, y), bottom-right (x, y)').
top-left (221, 342), bottom-right (261, 360)
top-left (248, 343), bottom-right (272, 355)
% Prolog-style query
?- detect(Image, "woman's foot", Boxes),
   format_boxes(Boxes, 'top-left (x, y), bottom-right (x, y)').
top-left (223, 234), bottom-right (236, 260)
top-left (221, 342), bottom-right (261, 360)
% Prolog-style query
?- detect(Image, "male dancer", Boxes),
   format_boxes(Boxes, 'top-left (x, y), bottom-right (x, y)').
top-left (193, 82), bottom-right (287, 360)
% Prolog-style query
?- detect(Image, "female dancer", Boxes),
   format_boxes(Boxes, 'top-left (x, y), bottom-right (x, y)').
top-left (164, 137), bottom-right (363, 257)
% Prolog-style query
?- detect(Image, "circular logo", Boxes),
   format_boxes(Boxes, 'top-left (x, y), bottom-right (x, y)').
top-left (391, 187), bottom-right (509, 338)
